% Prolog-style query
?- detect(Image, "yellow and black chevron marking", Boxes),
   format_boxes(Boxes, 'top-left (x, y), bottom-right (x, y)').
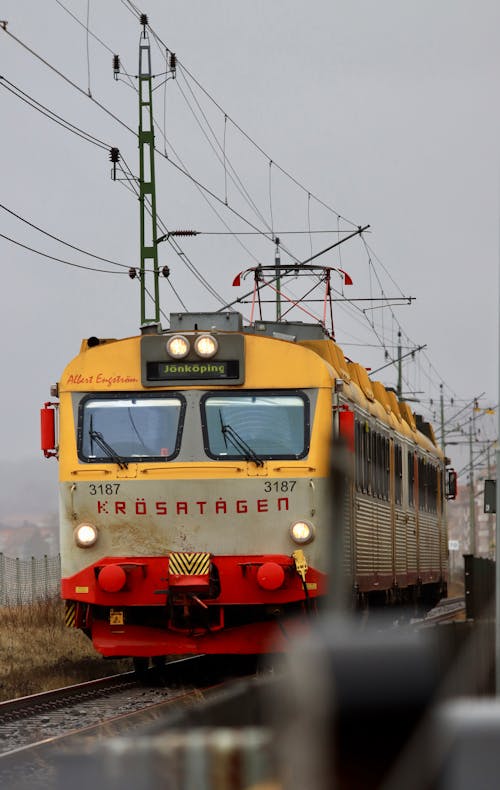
top-left (65, 601), bottom-right (77, 628)
top-left (169, 552), bottom-right (211, 576)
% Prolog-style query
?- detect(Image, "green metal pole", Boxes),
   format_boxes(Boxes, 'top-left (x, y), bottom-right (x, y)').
top-left (274, 238), bottom-right (281, 321)
top-left (138, 24), bottom-right (160, 325)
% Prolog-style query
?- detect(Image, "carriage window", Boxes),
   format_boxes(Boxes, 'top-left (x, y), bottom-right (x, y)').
top-left (78, 394), bottom-right (185, 462)
top-left (408, 451), bottom-right (415, 507)
top-left (395, 444), bottom-right (403, 505)
top-left (202, 392), bottom-right (309, 460)
top-left (355, 421), bottom-right (363, 490)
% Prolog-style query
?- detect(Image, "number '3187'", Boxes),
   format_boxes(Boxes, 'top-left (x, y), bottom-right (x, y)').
top-left (264, 480), bottom-right (296, 493)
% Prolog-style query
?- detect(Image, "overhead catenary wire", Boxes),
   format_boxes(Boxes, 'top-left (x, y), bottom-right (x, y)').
top-left (1, 22), bottom-right (347, 292)
top-left (85, 0), bottom-right (92, 97)
top-left (1, 75), bottom-right (232, 312)
top-left (174, 72), bottom-right (277, 235)
top-left (1, 14), bottom-right (471, 417)
top-left (0, 50), bottom-right (231, 309)
top-left (0, 231), bottom-right (130, 275)
top-left (116, 157), bottom-right (232, 310)
top-left (0, 202), bottom-right (133, 270)
top-left (1, 24), bottom-right (298, 268)
top-left (1, 26), bottom-right (136, 137)
top-left (119, 0), bottom-right (362, 231)
top-left (0, 207), bottom-right (172, 319)
top-left (54, 0), bottom-right (137, 91)
top-left (0, 77), bottom-right (109, 150)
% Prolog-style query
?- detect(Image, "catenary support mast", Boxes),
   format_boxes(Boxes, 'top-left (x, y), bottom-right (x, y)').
top-left (138, 16), bottom-right (160, 325)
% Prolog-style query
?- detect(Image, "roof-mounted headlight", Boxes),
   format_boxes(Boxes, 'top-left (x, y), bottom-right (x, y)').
top-left (166, 334), bottom-right (190, 359)
top-left (290, 520), bottom-right (315, 545)
top-left (194, 334), bottom-right (218, 359)
top-left (75, 522), bottom-right (98, 548)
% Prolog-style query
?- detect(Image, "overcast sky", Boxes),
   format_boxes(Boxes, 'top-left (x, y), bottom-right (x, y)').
top-left (0, 0), bottom-right (498, 471)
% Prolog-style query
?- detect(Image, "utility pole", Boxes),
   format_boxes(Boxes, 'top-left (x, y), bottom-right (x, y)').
top-left (440, 383), bottom-right (446, 457)
top-left (469, 414), bottom-right (476, 555)
top-left (397, 330), bottom-right (402, 398)
top-left (274, 237), bottom-right (281, 321)
top-left (138, 15), bottom-right (160, 326)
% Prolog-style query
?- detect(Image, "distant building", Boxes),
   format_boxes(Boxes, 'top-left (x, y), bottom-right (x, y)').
top-left (0, 521), bottom-right (59, 559)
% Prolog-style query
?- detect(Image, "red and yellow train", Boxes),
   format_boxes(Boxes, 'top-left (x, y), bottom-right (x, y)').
top-left (41, 309), bottom-right (455, 663)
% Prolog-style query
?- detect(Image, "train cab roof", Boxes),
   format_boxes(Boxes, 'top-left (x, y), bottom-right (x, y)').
top-left (68, 311), bottom-right (442, 457)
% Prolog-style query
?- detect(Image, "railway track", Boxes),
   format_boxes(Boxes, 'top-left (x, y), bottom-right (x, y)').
top-left (413, 596), bottom-right (466, 627)
top-left (0, 654), bottom-right (254, 789)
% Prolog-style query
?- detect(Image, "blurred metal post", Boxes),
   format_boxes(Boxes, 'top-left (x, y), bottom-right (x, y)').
top-left (496, 216), bottom-right (500, 693)
top-left (469, 416), bottom-right (476, 555)
top-left (328, 434), bottom-right (353, 613)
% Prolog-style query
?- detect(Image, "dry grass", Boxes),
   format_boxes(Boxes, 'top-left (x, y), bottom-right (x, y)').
top-left (0, 599), bottom-right (130, 702)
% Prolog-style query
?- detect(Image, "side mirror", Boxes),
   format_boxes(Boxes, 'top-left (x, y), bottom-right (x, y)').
top-left (338, 408), bottom-right (355, 452)
top-left (40, 402), bottom-right (58, 459)
top-left (446, 468), bottom-right (457, 500)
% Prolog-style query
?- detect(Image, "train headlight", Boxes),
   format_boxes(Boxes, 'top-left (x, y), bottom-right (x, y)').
top-left (290, 520), bottom-right (315, 545)
top-left (75, 523), bottom-right (98, 548)
top-left (166, 334), bottom-right (190, 359)
top-left (194, 334), bottom-right (218, 359)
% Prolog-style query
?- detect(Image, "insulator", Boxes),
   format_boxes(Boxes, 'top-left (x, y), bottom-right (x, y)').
top-left (169, 229), bottom-right (197, 237)
top-left (112, 54), bottom-right (120, 74)
top-left (128, 268), bottom-right (137, 279)
top-left (109, 147), bottom-right (120, 163)
top-left (170, 52), bottom-right (177, 71)
top-left (140, 13), bottom-right (148, 26)
top-left (162, 266), bottom-right (170, 278)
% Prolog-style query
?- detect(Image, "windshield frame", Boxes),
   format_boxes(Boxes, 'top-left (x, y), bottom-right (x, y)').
top-left (200, 389), bottom-right (310, 462)
top-left (77, 391), bottom-right (186, 464)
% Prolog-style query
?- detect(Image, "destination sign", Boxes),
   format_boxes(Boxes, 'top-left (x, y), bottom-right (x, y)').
top-left (147, 360), bottom-right (240, 381)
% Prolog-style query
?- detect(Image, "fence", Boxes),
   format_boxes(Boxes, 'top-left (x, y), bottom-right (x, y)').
top-left (0, 553), bottom-right (61, 605)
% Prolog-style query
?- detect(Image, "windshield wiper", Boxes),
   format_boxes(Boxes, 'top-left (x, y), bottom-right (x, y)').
top-left (88, 430), bottom-right (128, 470)
top-left (218, 412), bottom-right (264, 467)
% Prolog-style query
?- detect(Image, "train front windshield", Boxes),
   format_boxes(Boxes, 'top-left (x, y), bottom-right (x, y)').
top-left (77, 390), bottom-right (309, 463)
top-left (79, 395), bottom-right (185, 461)
top-left (202, 392), bottom-right (309, 460)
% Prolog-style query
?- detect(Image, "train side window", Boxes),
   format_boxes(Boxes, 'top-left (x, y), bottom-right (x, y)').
top-left (384, 437), bottom-right (389, 500)
top-left (376, 433), bottom-right (382, 498)
top-left (418, 457), bottom-right (428, 511)
top-left (364, 425), bottom-right (371, 494)
top-left (408, 451), bottom-right (415, 508)
top-left (355, 421), bottom-right (362, 491)
top-left (430, 465), bottom-right (438, 513)
top-left (394, 444), bottom-right (402, 505)
top-left (373, 432), bottom-right (379, 497)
